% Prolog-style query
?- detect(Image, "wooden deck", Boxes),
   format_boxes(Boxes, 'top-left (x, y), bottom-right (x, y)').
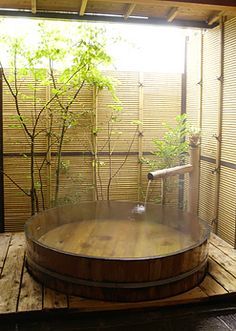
top-left (0, 232), bottom-right (235, 317)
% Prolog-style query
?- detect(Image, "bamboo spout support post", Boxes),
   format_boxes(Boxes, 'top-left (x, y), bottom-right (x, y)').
top-left (187, 145), bottom-right (200, 216)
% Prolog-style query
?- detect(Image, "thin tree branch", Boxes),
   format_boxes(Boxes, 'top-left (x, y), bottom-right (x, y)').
top-left (2, 171), bottom-right (30, 196)
top-left (110, 127), bottom-right (138, 181)
top-left (0, 61), bottom-right (33, 139)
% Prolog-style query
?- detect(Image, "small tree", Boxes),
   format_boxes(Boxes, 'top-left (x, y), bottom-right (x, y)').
top-left (143, 114), bottom-right (189, 204)
top-left (0, 22), bottom-right (117, 214)
top-left (89, 102), bottom-right (140, 200)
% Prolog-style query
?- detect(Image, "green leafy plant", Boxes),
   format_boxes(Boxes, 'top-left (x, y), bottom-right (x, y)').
top-left (147, 114), bottom-right (189, 169)
top-left (143, 114), bottom-right (190, 205)
top-left (0, 22), bottom-right (118, 214)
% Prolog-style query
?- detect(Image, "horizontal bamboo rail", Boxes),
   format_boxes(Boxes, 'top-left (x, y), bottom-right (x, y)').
top-left (147, 164), bottom-right (193, 180)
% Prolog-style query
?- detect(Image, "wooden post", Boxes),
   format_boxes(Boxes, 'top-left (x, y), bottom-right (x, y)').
top-left (187, 144), bottom-right (200, 215)
top-left (179, 36), bottom-right (188, 209)
top-left (138, 72), bottom-right (144, 201)
top-left (0, 69), bottom-right (4, 232)
top-left (213, 17), bottom-right (224, 234)
top-left (46, 85), bottom-right (51, 209)
top-left (92, 86), bottom-right (98, 201)
top-left (199, 30), bottom-right (204, 132)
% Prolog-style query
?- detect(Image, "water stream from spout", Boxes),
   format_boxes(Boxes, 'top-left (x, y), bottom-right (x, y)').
top-left (132, 180), bottom-right (152, 215)
top-left (144, 179), bottom-right (152, 207)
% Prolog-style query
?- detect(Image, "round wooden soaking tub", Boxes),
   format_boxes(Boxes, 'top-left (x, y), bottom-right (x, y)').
top-left (25, 201), bottom-right (210, 302)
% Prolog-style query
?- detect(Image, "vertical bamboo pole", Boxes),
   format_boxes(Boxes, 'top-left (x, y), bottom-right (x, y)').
top-left (161, 178), bottom-right (165, 205)
top-left (187, 144), bottom-right (200, 215)
top-left (0, 69), bottom-right (4, 232)
top-left (213, 17), bottom-right (224, 234)
top-left (196, 30), bottom-right (204, 216)
top-left (92, 86), bottom-right (98, 200)
top-left (46, 85), bottom-right (51, 209)
top-left (198, 30), bottom-right (204, 132)
top-left (178, 36), bottom-right (187, 209)
top-left (138, 72), bottom-right (143, 201)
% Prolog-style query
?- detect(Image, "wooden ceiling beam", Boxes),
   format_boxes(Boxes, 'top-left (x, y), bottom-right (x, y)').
top-left (92, 0), bottom-right (236, 13)
top-left (161, 0), bottom-right (236, 6)
top-left (79, 0), bottom-right (88, 16)
top-left (124, 3), bottom-right (136, 19)
top-left (1, 0), bottom-right (236, 15)
top-left (0, 9), bottom-right (218, 28)
top-left (207, 10), bottom-right (223, 25)
top-left (166, 7), bottom-right (178, 22)
top-left (31, 0), bottom-right (36, 14)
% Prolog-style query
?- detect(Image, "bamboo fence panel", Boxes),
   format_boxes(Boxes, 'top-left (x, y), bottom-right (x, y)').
top-left (201, 26), bottom-right (220, 160)
top-left (218, 166), bottom-right (236, 246)
top-left (221, 18), bottom-right (236, 164)
top-left (3, 70), bottom-right (182, 231)
top-left (186, 19), bottom-right (236, 247)
top-left (217, 17), bottom-right (236, 246)
top-left (141, 72), bottom-right (182, 206)
top-left (95, 71), bottom-right (139, 201)
top-left (97, 71), bottom-right (139, 153)
top-left (198, 160), bottom-right (216, 226)
top-left (95, 155), bottom-right (139, 201)
top-left (142, 72), bottom-right (182, 151)
top-left (186, 31), bottom-right (202, 127)
top-left (50, 155), bottom-right (94, 204)
top-left (187, 27), bottom-right (220, 228)
top-left (184, 30), bottom-right (202, 210)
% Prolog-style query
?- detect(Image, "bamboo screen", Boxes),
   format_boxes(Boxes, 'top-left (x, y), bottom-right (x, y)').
top-left (199, 26), bottom-right (220, 227)
top-left (186, 18), bottom-right (236, 247)
top-left (219, 18), bottom-right (236, 247)
top-left (3, 70), bottom-right (182, 232)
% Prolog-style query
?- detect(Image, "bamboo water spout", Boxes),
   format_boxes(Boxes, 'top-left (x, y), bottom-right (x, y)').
top-left (147, 143), bottom-right (200, 216)
top-left (147, 164), bottom-right (193, 180)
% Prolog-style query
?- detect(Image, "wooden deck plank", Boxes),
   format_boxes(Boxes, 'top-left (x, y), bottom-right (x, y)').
top-left (69, 287), bottom-right (208, 312)
top-left (210, 233), bottom-right (236, 261)
top-left (43, 287), bottom-right (68, 309)
top-left (209, 243), bottom-right (236, 278)
top-left (0, 233), bottom-right (25, 314)
top-left (18, 260), bottom-right (43, 312)
top-left (0, 233), bottom-right (11, 270)
top-left (208, 258), bottom-right (236, 292)
top-left (199, 274), bottom-right (228, 296)
top-left (0, 232), bottom-right (235, 316)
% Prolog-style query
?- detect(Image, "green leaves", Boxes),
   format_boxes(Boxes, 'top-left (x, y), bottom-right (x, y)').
top-left (0, 20), bottom-right (120, 210)
top-left (144, 114), bottom-right (189, 170)
top-left (131, 119), bottom-right (142, 126)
